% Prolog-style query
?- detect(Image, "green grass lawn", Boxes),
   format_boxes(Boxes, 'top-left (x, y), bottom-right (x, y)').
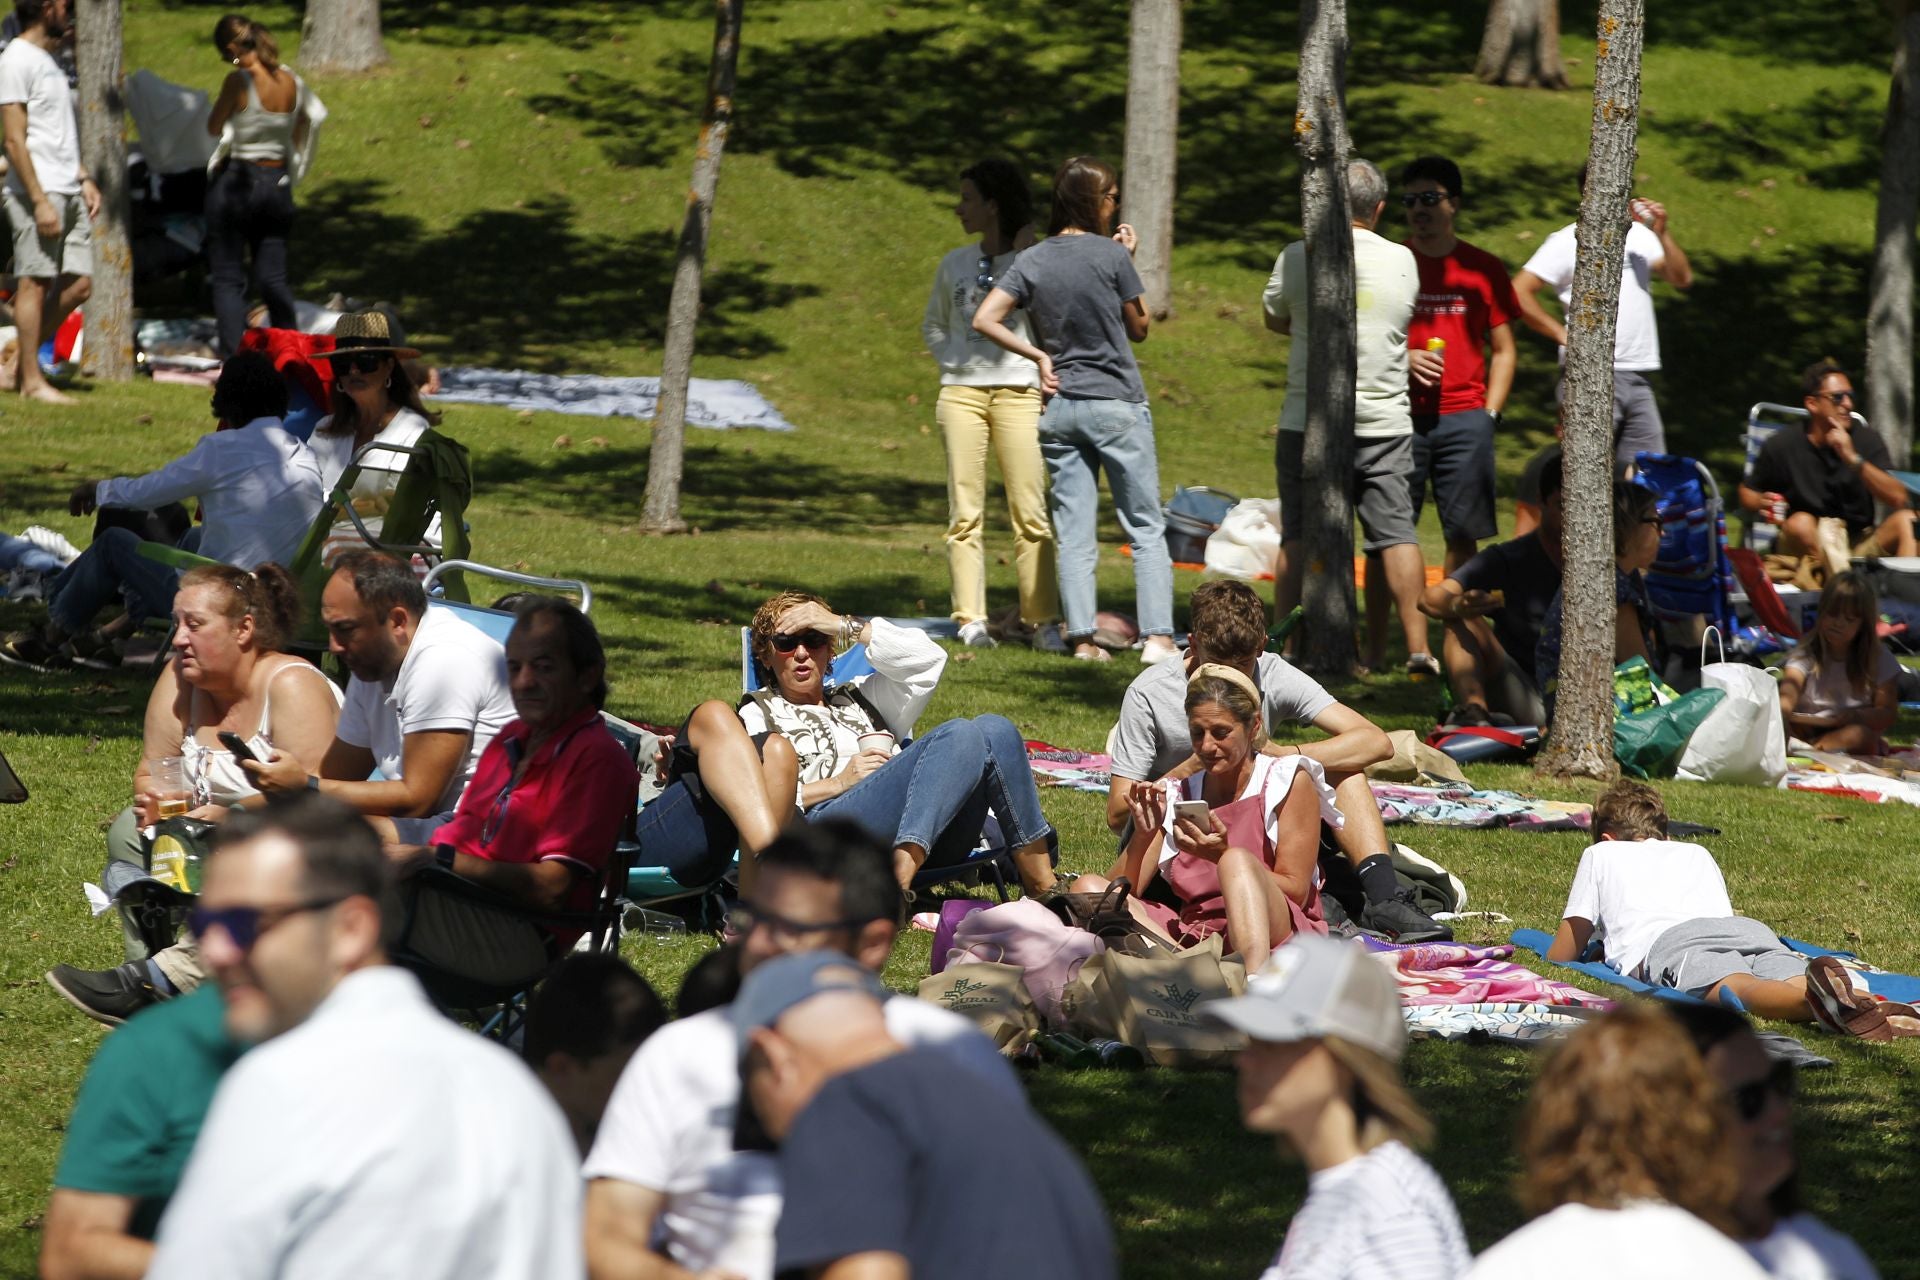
top-left (2, 0), bottom-right (1918, 1273)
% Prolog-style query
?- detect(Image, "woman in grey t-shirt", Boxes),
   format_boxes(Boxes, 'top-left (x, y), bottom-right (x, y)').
top-left (972, 155), bottom-right (1175, 665)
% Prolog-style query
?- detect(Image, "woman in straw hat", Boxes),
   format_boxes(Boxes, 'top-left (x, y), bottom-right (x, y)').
top-left (1072, 663), bottom-right (1342, 974)
top-left (308, 308), bottom-right (443, 560)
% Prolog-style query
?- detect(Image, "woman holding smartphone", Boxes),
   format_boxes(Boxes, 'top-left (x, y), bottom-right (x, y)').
top-left (972, 155), bottom-right (1175, 664)
top-left (922, 159), bottom-right (1060, 650)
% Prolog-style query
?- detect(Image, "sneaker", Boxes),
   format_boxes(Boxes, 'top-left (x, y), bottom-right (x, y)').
top-left (1444, 702), bottom-right (1493, 728)
top-left (1805, 956), bottom-right (1891, 1040)
top-left (46, 962), bottom-right (164, 1026)
top-left (1406, 652), bottom-right (1442, 678)
top-left (0, 628), bottom-right (69, 672)
top-left (957, 620), bottom-right (997, 648)
top-left (1073, 642), bottom-right (1112, 662)
top-left (1034, 626), bottom-right (1069, 655)
top-left (1362, 890), bottom-right (1453, 944)
top-left (1139, 637), bottom-right (1182, 666)
top-left (4, 566), bottom-right (48, 601)
top-left (67, 629), bottom-right (123, 671)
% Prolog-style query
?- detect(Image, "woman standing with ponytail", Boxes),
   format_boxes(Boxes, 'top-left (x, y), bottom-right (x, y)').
top-left (205, 14), bottom-right (316, 356)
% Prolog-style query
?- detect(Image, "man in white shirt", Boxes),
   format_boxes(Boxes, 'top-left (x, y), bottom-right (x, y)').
top-left (0, 350), bottom-right (324, 671)
top-left (1266, 157), bottom-right (1438, 677)
top-left (148, 793), bottom-right (582, 1279)
top-left (582, 820), bottom-right (1017, 1280)
top-left (0, 0), bottom-right (94, 404)
top-left (1512, 166), bottom-right (1693, 466)
top-left (250, 550), bottom-right (515, 844)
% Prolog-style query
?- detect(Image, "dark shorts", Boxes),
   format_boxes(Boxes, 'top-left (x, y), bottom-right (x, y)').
top-left (1276, 431), bottom-right (1419, 552)
top-left (1409, 408), bottom-right (1497, 543)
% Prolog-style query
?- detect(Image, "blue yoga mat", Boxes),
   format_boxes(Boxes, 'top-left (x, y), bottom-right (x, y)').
top-left (1512, 928), bottom-right (1920, 1006)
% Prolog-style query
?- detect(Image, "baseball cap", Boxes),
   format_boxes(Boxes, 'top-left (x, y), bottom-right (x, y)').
top-left (1197, 935), bottom-right (1406, 1062)
top-left (731, 951), bottom-right (889, 1057)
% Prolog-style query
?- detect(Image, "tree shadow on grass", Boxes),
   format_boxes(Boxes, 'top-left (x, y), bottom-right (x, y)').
top-left (295, 180), bottom-right (821, 371)
top-left (1647, 82), bottom-right (1883, 187)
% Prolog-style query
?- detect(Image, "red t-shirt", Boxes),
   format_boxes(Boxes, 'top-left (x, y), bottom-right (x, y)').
top-left (434, 706), bottom-right (638, 933)
top-left (1405, 239), bottom-right (1519, 417)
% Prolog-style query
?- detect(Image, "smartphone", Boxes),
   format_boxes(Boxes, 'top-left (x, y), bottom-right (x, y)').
top-left (217, 731), bottom-right (259, 765)
top-left (1172, 800), bottom-right (1212, 828)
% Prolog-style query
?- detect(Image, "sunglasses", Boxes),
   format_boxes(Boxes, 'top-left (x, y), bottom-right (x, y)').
top-left (328, 350), bottom-right (390, 374)
top-left (1729, 1060), bottom-right (1797, 1122)
top-left (770, 630), bottom-right (832, 654)
top-left (1401, 191), bottom-right (1449, 208)
top-left (1823, 390), bottom-right (1855, 404)
top-left (975, 254), bottom-right (996, 291)
top-left (730, 900), bottom-right (874, 942)
top-left (188, 894), bottom-right (349, 953)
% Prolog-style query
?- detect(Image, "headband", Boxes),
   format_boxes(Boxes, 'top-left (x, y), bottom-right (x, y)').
top-left (1187, 663), bottom-right (1266, 746)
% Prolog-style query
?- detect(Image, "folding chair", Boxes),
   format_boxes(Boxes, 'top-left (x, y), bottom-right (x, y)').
top-left (1739, 402), bottom-right (1884, 552)
top-left (1633, 452), bottom-right (1781, 666)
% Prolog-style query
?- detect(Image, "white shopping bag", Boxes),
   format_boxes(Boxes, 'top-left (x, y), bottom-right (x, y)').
top-left (1203, 498), bottom-right (1281, 580)
top-left (1676, 629), bottom-right (1788, 786)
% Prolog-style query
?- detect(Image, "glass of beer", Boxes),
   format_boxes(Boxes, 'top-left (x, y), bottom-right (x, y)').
top-left (151, 756), bottom-right (191, 820)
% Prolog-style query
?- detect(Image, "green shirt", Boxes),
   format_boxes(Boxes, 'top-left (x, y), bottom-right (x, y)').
top-left (53, 984), bottom-right (244, 1239)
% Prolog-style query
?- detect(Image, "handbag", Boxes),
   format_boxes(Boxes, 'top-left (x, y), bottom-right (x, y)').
top-left (1676, 628), bottom-right (1788, 786)
top-left (1051, 876), bottom-right (1177, 958)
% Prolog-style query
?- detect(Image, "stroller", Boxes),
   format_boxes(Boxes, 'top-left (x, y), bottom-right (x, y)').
top-left (1632, 452), bottom-right (1786, 680)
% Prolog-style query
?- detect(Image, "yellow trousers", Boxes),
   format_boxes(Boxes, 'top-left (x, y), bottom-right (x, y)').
top-left (936, 384), bottom-right (1059, 626)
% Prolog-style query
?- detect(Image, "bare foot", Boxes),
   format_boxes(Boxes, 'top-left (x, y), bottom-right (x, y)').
top-left (22, 384), bottom-right (74, 405)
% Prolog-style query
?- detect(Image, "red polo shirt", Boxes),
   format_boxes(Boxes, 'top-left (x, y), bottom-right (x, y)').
top-left (1405, 238), bottom-right (1519, 417)
top-left (434, 706), bottom-right (637, 924)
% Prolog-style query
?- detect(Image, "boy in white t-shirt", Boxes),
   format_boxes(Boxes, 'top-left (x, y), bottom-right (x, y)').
top-left (1545, 780), bottom-right (1913, 1040)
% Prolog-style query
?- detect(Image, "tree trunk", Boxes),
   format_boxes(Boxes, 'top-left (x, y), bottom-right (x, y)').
top-left (1123, 0), bottom-right (1180, 320)
top-left (1476, 0), bottom-right (1569, 89)
top-left (640, 0), bottom-right (743, 534)
top-left (299, 0), bottom-right (388, 74)
top-left (1536, 0), bottom-right (1643, 781)
top-left (1867, 0), bottom-right (1920, 467)
top-left (1293, 0), bottom-right (1357, 677)
top-left (75, 0), bottom-right (131, 380)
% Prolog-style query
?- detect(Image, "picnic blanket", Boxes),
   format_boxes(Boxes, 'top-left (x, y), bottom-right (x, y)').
top-left (1370, 782), bottom-right (1592, 831)
top-left (1357, 935), bottom-right (1612, 1009)
top-left (1402, 1002), bottom-right (1604, 1045)
top-left (428, 367), bottom-right (796, 432)
top-left (1511, 927), bottom-right (1920, 1007)
top-left (1783, 748), bottom-right (1920, 807)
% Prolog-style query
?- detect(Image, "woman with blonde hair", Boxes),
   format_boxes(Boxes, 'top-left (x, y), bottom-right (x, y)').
top-left (1201, 933), bottom-right (1470, 1278)
top-left (1073, 664), bottom-right (1341, 974)
top-left (1466, 1002), bottom-right (1769, 1277)
top-left (1779, 570), bottom-right (1901, 754)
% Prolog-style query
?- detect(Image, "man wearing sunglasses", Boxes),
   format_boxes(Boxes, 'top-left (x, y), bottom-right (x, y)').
top-left (1737, 359), bottom-right (1917, 559)
top-left (145, 794), bottom-right (583, 1278)
top-left (584, 821), bottom-right (1015, 1280)
top-left (1400, 155), bottom-right (1519, 575)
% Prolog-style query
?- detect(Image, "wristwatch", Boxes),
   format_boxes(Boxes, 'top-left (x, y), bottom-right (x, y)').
top-left (433, 844), bottom-right (457, 872)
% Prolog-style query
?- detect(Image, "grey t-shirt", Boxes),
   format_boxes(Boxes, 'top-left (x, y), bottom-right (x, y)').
top-left (995, 233), bottom-right (1148, 403)
top-left (1110, 653), bottom-right (1338, 782)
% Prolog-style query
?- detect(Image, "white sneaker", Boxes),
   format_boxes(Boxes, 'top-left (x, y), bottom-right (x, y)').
top-left (957, 620), bottom-right (997, 648)
top-left (1034, 626), bottom-right (1069, 654)
top-left (1139, 636), bottom-right (1182, 666)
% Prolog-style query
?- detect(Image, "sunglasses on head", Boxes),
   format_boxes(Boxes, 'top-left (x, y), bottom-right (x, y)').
top-left (975, 254), bottom-right (996, 290)
top-left (1730, 1059), bottom-right (1797, 1122)
top-left (770, 630), bottom-right (832, 654)
top-left (188, 895), bottom-right (348, 953)
top-left (1401, 191), bottom-right (1449, 208)
top-left (329, 349), bottom-right (390, 374)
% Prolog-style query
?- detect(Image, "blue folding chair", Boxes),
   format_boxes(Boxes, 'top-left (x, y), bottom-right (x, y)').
top-left (1634, 452), bottom-right (1781, 661)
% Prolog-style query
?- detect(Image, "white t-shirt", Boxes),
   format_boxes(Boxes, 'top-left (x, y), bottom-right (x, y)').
top-left (1110, 653), bottom-right (1337, 783)
top-left (308, 408), bottom-right (441, 548)
top-left (1783, 648), bottom-right (1902, 720)
top-left (584, 997), bottom-right (1017, 1280)
top-left (1266, 227), bottom-right (1421, 438)
top-left (1260, 1141), bottom-right (1470, 1280)
top-left (1521, 221), bottom-right (1665, 371)
top-left (336, 606), bottom-right (516, 814)
top-left (1560, 838), bottom-right (1733, 979)
top-left (1746, 1213), bottom-right (1879, 1280)
top-left (149, 968), bottom-right (582, 1280)
top-left (0, 39), bottom-right (79, 197)
top-left (923, 244), bottom-right (1041, 388)
top-left (1467, 1202), bottom-right (1769, 1279)
top-left (1161, 751), bottom-right (1343, 864)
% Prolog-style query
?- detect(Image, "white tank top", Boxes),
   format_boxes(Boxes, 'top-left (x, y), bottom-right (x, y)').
top-left (229, 74), bottom-right (297, 164)
top-left (182, 661), bottom-right (341, 806)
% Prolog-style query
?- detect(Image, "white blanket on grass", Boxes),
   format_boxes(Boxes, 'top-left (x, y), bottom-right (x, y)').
top-left (428, 367), bottom-right (795, 432)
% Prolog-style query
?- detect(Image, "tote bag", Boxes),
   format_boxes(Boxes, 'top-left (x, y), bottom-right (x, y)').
top-left (1676, 629), bottom-right (1788, 787)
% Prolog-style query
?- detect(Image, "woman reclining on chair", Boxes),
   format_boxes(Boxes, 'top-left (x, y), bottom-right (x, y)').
top-left (738, 589), bottom-right (1058, 897)
top-left (1074, 665), bottom-right (1342, 975)
top-left (44, 562), bottom-right (340, 1024)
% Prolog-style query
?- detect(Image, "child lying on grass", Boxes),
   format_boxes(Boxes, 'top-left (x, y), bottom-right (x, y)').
top-left (1545, 779), bottom-right (1918, 1041)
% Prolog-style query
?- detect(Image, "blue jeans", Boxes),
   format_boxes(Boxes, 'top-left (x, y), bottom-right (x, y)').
top-left (1038, 396), bottom-right (1173, 641)
top-left (0, 534), bottom-right (64, 576)
top-left (807, 715), bottom-right (1052, 869)
top-left (48, 526), bottom-right (182, 634)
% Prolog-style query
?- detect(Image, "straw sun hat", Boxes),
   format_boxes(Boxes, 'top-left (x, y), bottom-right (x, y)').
top-left (327, 308), bottom-right (422, 361)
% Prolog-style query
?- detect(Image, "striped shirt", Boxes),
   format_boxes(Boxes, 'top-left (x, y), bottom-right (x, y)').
top-left (1262, 1141), bottom-right (1469, 1279)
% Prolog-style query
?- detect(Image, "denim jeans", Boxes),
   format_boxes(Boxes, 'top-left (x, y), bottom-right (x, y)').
top-left (1038, 395), bottom-right (1173, 640)
top-left (48, 526), bottom-right (181, 634)
top-left (206, 160), bottom-right (296, 357)
top-left (807, 715), bottom-right (1052, 869)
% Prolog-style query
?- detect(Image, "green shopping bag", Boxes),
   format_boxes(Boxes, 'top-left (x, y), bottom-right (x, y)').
top-left (1611, 655), bottom-right (1676, 716)
top-left (1615, 686), bottom-right (1726, 779)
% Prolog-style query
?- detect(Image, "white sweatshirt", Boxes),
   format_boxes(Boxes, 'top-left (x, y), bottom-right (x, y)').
top-left (922, 244), bottom-right (1041, 388)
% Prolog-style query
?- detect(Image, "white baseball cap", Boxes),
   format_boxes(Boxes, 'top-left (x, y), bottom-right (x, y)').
top-left (1198, 934), bottom-right (1406, 1062)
